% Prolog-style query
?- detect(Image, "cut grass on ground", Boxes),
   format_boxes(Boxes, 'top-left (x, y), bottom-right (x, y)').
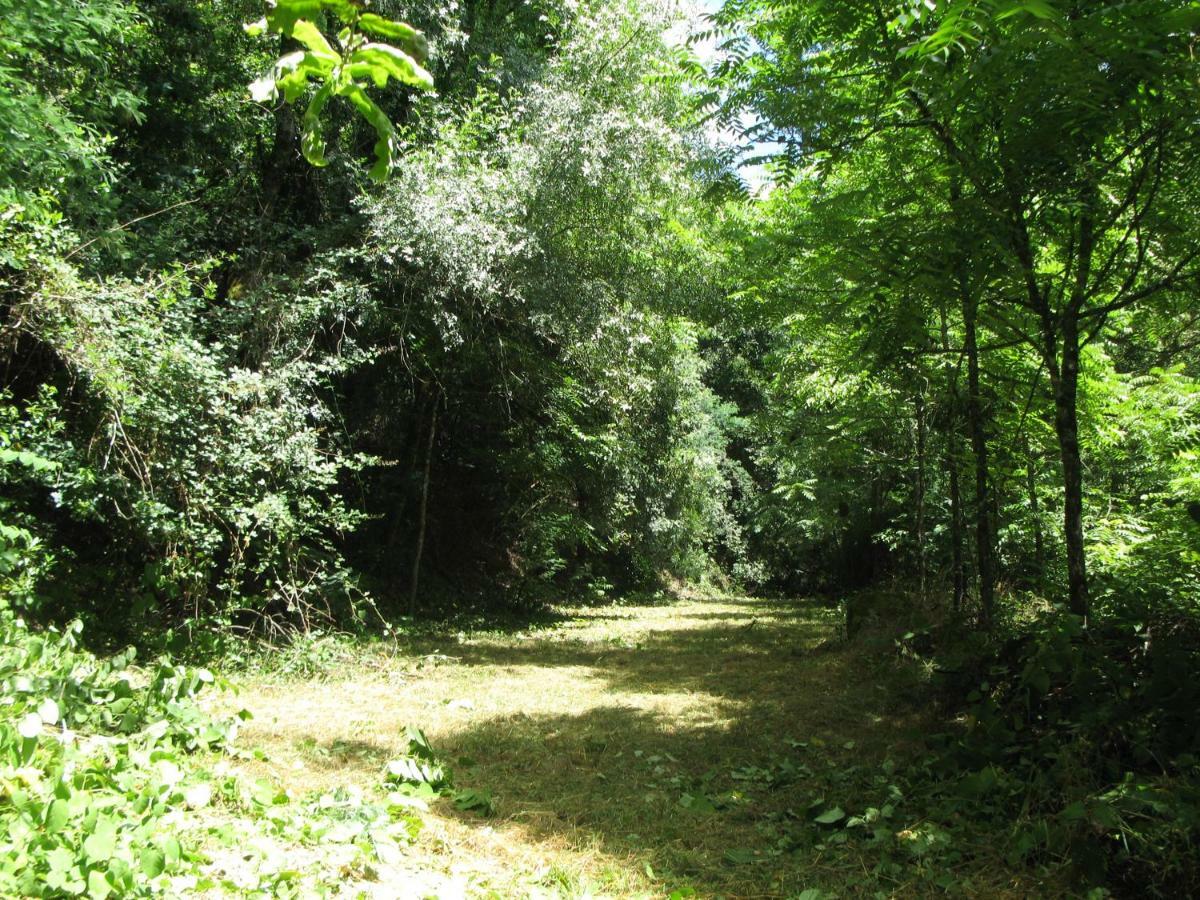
top-left (204, 595), bottom-right (1053, 898)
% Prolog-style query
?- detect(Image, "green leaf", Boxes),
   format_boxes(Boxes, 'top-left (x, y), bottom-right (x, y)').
top-left (17, 712), bottom-right (42, 739)
top-left (264, 0), bottom-right (323, 35)
top-left (139, 846), bottom-right (166, 878)
top-left (45, 798), bottom-right (70, 833)
top-left (357, 14), bottom-right (429, 62)
top-left (86, 870), bottom-right (111, 900)
top-left (287, 19), bottom-right (339, 62)
top-left (39, 697), bottom-right (60, 726)
top-left (46, 846), bottom-right (75, 874)
top-left (301, 81), bottom-right (334, 167)
top-left (813, 806), bottom-right (845, 825)
top-left (451, 788), bottom-right (495, 816)
top-left (337, 83), bottom-right (396, 181)
top-left (349, 44), bottom-right (434, 91)
top-left (83, 818), bottom-right (118, 861)
top-left (678, 792), bottom-right (717, 814)
top-left (0, 448), bottom-right (58, 471)
top-left (275, 51), bottom-right (335, 104)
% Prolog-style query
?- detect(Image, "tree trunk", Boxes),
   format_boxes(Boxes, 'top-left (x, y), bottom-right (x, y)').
top-left (962, 280), bottom-right (995, 627)
top-left (948, 440), bottom-right (966, 613)
top-left (1049, 318), bottom-right (1089, 618)
top-left (260, 37), bottom-right (300, 220)
top-left (1023, 434), bottom-right (1045, 581)
top-left (940, 309), bottom-right (967, 613)
top-left (914, 385), bottom-right (928, 598)
top-left (409, 399), bottom-right (439, 617)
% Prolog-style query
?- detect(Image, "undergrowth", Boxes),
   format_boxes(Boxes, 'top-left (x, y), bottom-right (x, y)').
top-left (891, 598), bottom-right (1200, 898)
top-left (0, 613), bottom-right (484, 897)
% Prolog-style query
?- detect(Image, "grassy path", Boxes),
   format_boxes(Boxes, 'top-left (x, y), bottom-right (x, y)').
top-left (214, 595), bottom-right (1025, 898)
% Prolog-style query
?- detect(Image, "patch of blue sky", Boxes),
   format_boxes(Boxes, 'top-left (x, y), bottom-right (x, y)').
top-left (664, 0), bottom-right (785, 195)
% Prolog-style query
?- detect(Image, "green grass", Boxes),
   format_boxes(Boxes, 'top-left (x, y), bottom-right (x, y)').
top-left (197, 594), bottom-right (1064, 898)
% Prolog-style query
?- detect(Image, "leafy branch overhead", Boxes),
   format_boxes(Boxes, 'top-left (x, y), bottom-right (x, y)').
top-left (246, 0), bottom-right (433, 181)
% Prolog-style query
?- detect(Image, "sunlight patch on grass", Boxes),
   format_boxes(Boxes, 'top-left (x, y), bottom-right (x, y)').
top-left (210, 595), bottom-right (955, 896)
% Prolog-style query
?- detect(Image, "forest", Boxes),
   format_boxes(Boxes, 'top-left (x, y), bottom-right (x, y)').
top-left (1, 0), bottom-right (1199, 896)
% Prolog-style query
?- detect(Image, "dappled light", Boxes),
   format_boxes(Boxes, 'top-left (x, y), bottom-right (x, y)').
top-left (222, 597), bottom-right (982, 896)
top-left (3, 0), bottom-right (1199, 895)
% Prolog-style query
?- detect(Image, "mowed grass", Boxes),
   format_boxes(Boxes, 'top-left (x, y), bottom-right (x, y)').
top-left (209, 595), bottom-right (1039, 898)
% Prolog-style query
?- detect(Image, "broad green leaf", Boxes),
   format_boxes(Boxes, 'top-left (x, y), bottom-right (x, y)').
top-left (301, 81), bottom-right (334, 167)
top-left (287, 19), bottom-right (338, 62)
top-left (38, 696), bottom-right (60, 725)
top-left (275, 51), bottom-right (335, 104)
top-left (678, 792), bottom-right (717, 813)
top-left (83, 818), bottom-right (118, 861)
top-left (814, 806), bottom-right (845, 825)
top-left (139, 846), bottom-right (166, 878)
top-left (17, 712), bottom-right (42, 739)
top-left (46, 845), bottom-right (75, 874)
top-left (336, 83), bottom-right (396, 181)
top-left (349, 44), bottom-right (434, 91)
top-left (319, 0), bottom-right (360, 23)
top-left (45, 798), bottom-right (70, 833)
top-left (87, 870), bottom-right (111, 900)
top-left (0, 448), bottom-right (58, 471)
top-left (264, 0), bottom-right (322, 35)
top-left (357, 14), bottom-right (429, 62)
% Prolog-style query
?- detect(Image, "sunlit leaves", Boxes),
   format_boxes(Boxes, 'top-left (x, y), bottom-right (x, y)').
top-left (349, 43), bottom-right (433, 91)
top-left (245, 0), bottom-right (433, 180)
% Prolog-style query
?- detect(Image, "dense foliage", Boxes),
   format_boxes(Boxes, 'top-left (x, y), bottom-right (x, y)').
top-left (3, 0), bottom-right (1200, 894)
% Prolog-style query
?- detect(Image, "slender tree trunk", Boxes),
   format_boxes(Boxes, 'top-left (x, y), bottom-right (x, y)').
top-left (260, 36), bottom-right (300, 219)
top-left (948, 441), bottom-right (966, 612)
top-left (940, 310), bottom-right (966, 613)
top-left (386, 395), bottom-right (427, 562)
top-left (409, 399), bottom-right (439, 616)
top-left (962, 280), bottom-right (995, 627)
top-left (949, 179), bottom-right (996, 627)
top-left (1048, 318), bottom-right (1089, 618)
top-left (1023, 434), bottom-right (1045, 581)
top-left (914, 385), bottom-right (928, 598)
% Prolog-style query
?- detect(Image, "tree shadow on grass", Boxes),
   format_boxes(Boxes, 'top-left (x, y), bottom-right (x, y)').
top-left (436, 691), bottom-right (925, 897)
top-left (435, 618), bottom-right (837, 706)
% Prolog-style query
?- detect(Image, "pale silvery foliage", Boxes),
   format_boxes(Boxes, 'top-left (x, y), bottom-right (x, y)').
top-left (366, 0), bottom-right (697, 345)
